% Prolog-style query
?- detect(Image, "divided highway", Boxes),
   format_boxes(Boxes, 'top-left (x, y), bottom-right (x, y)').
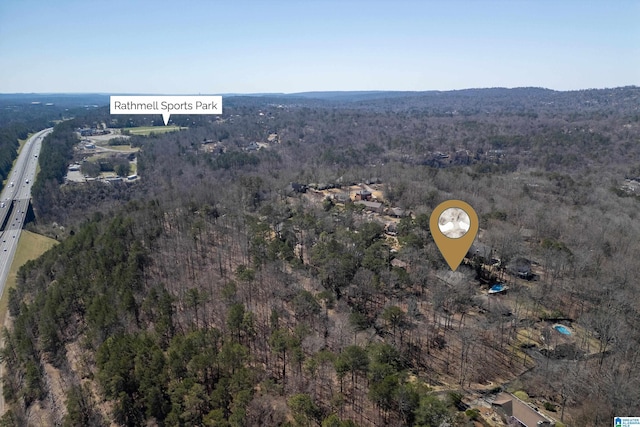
top-left (0, 127), bottom-right (52, 299)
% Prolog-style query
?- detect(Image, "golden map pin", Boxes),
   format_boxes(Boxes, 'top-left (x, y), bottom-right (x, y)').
top-left (430, 200), bottom-right (479, 271)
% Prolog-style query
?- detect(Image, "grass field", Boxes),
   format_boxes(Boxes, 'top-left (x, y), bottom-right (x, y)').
top-left (125, 126), bottom-right (187, 136)
top-left (105, 145), bottom-right (140, 152)
top-left (85, 153), bottom-right (112, 162)
top-left (0, 231), bottom-right (58, 322)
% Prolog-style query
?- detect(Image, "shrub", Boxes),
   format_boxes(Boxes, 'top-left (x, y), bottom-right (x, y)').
top-left (465, 408), bottom-right (480, 420)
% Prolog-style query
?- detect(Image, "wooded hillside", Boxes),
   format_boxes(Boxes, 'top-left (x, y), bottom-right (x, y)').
top-left (3, 87), bottom-right (640, 426)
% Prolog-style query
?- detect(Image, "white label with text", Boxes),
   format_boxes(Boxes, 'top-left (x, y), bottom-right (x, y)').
top-left (110, 95), bottom-right (222, 125)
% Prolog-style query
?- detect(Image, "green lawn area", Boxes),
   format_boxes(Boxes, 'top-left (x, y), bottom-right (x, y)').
top-left (106, 145), bottom-right (140, 152)
top-left (0, 231), bottom-right (58, 322)
top-left (124, 125), bottom-right (187, 136)
top-left (85, 153), bottom-right (112, 162)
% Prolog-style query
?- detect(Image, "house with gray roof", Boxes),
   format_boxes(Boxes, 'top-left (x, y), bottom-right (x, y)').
top-left (492, 393), bottom-right (555, 426)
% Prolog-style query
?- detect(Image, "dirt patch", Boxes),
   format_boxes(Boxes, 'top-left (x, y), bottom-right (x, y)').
top-left (42, 362), bottom-right (67, 424)
top-left (26, 401), bottom-right (53, 426)
top-left (66, 342), bottom-right (117, 427)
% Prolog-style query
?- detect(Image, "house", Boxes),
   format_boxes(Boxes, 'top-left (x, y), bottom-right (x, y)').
top-left (387, 207), bottom-right (408, 218)
top-left (385, 222), bottom-right (398, 236)
top-left (355, 189), bottom-right (372, 201)
top-left (244, 141), bottom-right (260, 152)
top-left (492, 393), bottom-right (555, 426)
top-left (467, 242), bottom-right (493, 264)
top-left (364, 177), bottom-right (381, 185)
top-left (286, 182), bottom-right (307, 194)
top-left (332, 192), bottom-right (351, 203)
top-left (354, 200), bottom-right (383, 214)
top-left (508, 257), bottom-right (534, 280)
top-left (315, 183), bottom-right (333, 191)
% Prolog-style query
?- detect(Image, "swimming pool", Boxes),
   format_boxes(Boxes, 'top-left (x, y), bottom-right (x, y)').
top-left (489, 284), bottom-right (506, 294)
top-left (553, 324), bottom-right (572, 335)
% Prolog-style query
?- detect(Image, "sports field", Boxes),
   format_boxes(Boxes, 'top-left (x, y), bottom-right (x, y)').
top-left (125, 125), bottom-right (187, 135)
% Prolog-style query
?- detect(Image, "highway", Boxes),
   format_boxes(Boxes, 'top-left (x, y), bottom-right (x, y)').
top-left (0, 127), bottom-right (52, 299)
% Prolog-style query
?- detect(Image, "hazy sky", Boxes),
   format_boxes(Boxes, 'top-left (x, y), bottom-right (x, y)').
top-left (1, 0), bottom-right (638, 93)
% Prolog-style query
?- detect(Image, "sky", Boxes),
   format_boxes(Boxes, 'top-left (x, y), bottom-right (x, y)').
top-left (0, 0), bottom-right (638, 93)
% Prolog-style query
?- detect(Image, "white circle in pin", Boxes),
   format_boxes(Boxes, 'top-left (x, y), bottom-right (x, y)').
top-left (438, 207), bottom-right (470, 239)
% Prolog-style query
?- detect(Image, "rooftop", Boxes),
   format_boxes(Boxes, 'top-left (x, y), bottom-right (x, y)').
top-left (493, 393), bottom-right (554, 427)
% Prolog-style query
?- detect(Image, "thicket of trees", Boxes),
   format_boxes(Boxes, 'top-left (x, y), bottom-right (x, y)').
top-left (0, 120), bottom-right (54, 184)
top-left (0, 124), bottom-right (25, 183)
top-left (3, 87), bottom-right (640, 426)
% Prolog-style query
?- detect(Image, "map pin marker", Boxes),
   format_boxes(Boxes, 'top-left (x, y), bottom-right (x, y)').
top-left (430, 200), bottom-right (479, 271)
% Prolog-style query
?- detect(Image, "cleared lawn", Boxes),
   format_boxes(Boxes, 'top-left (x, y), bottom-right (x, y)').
top-left (105, 145), bottom-right (140, 152)
top-left (85, 153), bottom-right (112, 162)
top-left (125, 125), bottom-right (187, 136)
top-left (0, 231), bottom-right (58, 322)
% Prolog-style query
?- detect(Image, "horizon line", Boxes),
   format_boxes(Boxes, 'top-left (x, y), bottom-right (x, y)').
top-left (1, 85), bottom-right (639, 97)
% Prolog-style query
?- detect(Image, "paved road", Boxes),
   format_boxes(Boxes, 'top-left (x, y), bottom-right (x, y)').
top-left (0, 127), bottom-right (50, 417)
top-left (0, 128), bottom-right (51, 299)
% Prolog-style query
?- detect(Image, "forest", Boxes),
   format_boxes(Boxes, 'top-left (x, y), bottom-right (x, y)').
top-left (0, 120), bottom-right (55, 184)
top-left (2, 87), bottom-right (640, 427)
